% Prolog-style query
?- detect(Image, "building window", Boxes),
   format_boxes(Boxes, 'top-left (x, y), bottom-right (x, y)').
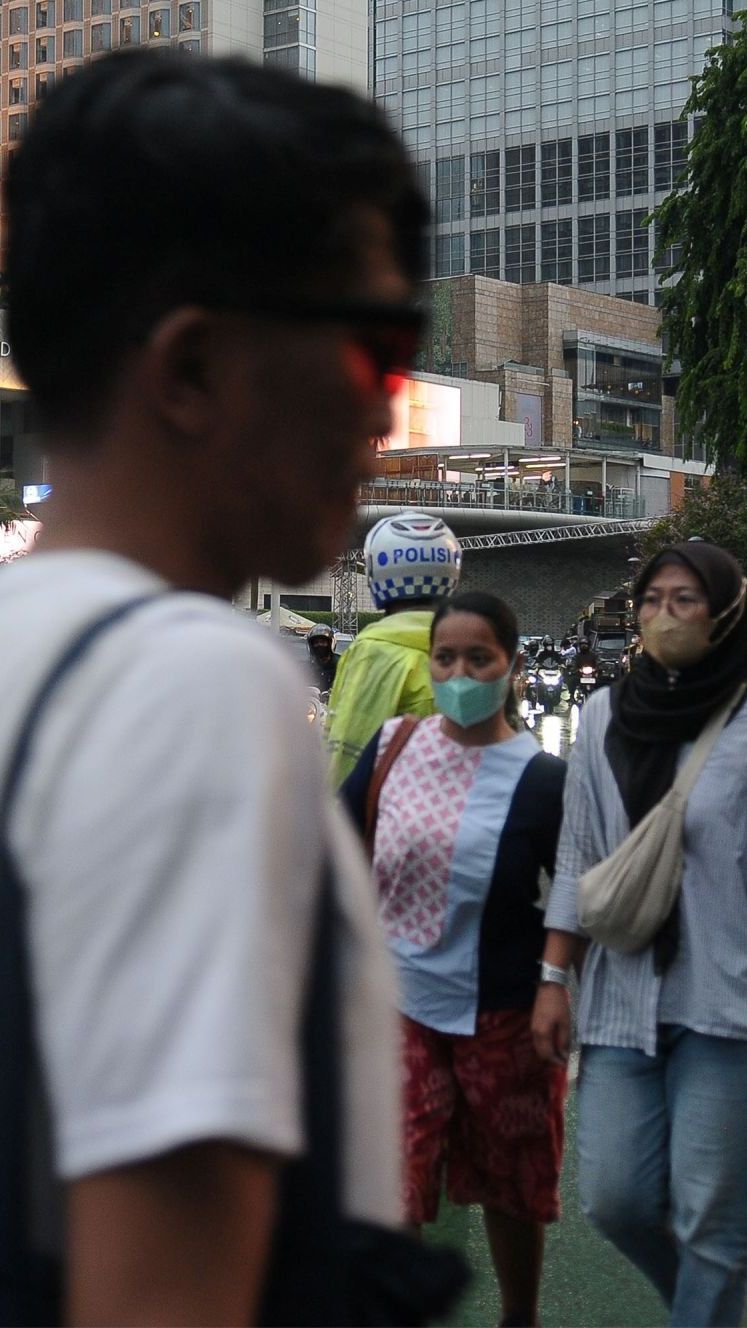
top-left (35, 35), bottom-right (53, 60)
top-left (36, 70), bottom-right (54, 96)
top-left (91, 21), bottom-right (111, 48)
top-left (578, 133), bottom-right (610, 202)
top-left (9, 8), bottom-right (28, 35)
top-left (179, 3), bottom-right (199, 30)
top-left (91, 0), bottom-right (110, 13)
top-left (541, 139), bottom-right (572, 207)
top-left (63, 0), bottom-right (83, 20)
top-left (8, 112), bottom-right (28, 141)
top-left (436, 156), bottom-right (465, 223)
top-left (541, 219), bottom-right (573, 283)
top-left (578, 214), bottom-right (611, 282)
top-left (616, 127), bottom-right (648, 196)
top-left (35, 0), bottom-right (54, 24)
top-left (62, 26), bottom-right (83, 55)
top-left (149, 8), bottom-right (170, 36)
top-left (616, 210), bottom-right (649, 278)
top-left (9, 43), bottom-right (27, 69)
top-left (9, 76), bottom-right (27, 104)
top-left (470, 228), bottom-right (500, 278)
top-left (654, 220), bottom-right (683, 274)
top-left (119, 15), bottom-right (139, 42)
top-left (435, 80), bottom-right (466, 146)
top-left (505, 223), bottom-right (536, 283)
top-left (179, 37), bottom-right (200, 51)
top-left (505, 145), bottom-right (536, 213)
top-left (435, 233), bottom-right (465, 277)
top-left (654, 121), bottom-right (688, 191)
top-left (470, 151), bottom-right (499, 217)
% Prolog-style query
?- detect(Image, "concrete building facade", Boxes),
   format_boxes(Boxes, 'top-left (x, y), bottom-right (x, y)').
top-left (371, 0), bottom-right (732, 305)
top-left (1, 0), bottom-right (367, 218)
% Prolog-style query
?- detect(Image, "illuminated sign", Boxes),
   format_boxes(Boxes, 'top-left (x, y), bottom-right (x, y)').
top-left (0, 518), bottom-right (41, 563)
top-left (377, 377), bottom-right (461, 451)
top-left (23, 484), bottom-right (52, 505)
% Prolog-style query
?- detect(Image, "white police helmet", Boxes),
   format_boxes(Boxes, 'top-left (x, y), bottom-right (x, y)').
top-left (365, 512), bottom-right (462, 609)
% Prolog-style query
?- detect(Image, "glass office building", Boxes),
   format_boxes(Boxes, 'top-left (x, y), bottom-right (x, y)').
top-left (371, 0), bottom-right (732, 302)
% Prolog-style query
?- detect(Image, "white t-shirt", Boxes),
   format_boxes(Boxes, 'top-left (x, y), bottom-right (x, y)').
top-left (2, 550), bottom-right (400, 1226)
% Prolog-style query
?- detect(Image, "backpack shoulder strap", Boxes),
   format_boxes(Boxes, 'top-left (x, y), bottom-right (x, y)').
top-left (0, 592), bottom-right (163, 1328)
top-left (0, 594), bottom-right (164, 831)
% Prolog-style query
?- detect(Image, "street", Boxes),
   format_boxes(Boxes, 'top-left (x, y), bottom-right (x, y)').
top-left (430, 1088), bottom-right (667, 1328)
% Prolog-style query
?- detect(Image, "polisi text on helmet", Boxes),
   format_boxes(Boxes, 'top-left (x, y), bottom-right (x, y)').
top-left (392, 546), bottom-right (459, 565)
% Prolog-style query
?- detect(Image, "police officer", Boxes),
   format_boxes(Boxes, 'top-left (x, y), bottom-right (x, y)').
top-left (326, 512), bottom-right (461, 786)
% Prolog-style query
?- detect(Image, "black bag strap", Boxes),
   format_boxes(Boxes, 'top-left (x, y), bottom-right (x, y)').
top-left (0, 593), bottom-right (162, 1327)
top-left (0, 595), bottom-right (161, 833)
top-left (259, 864), bottom-right (347, 1326)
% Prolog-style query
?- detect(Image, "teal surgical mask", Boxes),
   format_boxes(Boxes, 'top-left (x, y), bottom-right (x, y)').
top-left (433, 664), bottom-right (514, 729)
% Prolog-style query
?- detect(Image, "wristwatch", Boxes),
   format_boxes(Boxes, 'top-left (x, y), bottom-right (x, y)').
top-left (539, 961), bottom-right (571, 988)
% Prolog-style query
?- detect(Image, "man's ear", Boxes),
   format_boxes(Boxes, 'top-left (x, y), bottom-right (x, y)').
top-left (512, 650), bottom-right (525, 678)
top-left (141, 308), bottom-right (222, 440)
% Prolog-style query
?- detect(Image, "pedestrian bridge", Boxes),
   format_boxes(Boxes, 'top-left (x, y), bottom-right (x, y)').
top-left (355, 478), bottom-right (652, 545)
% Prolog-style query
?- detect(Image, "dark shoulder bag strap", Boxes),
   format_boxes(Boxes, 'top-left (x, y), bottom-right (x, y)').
top-left (0, 594), bottom-right (162, 1328)
top-left (364, 715), bottom-right (421, 858)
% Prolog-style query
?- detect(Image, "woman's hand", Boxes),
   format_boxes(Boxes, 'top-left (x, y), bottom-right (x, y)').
top-left (531, 985), bottom-right (571, 1065)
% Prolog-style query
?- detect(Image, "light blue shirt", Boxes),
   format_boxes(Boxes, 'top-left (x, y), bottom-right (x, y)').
top-left (545, 688), bottom-right (747, 1055)
top-left (389, 729), bottom-right (539, 1035)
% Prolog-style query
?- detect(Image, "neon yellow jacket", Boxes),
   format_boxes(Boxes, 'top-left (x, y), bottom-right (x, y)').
top-left (326, 609), bottom-right (436, 787)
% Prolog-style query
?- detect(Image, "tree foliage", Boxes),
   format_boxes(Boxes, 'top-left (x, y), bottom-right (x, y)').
top-left (639, 473), bottom-right (747, 568)
top-left (651, 17), bottom-right (747, 470)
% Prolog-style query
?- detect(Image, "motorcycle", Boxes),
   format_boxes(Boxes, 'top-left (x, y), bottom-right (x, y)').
top-left (307, 687), bottom-right (328, 731)
top-left (536, 664), bottom-right (563, 714)
top-left (572, 663), bottom-right (598, 706)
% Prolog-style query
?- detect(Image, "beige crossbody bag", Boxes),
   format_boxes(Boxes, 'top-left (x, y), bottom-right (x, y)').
top-left (577, 682), bottom-right (747, 954)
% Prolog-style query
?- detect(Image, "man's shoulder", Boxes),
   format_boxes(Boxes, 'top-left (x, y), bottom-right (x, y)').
top-left (0, 552), bottom-right (305, 733)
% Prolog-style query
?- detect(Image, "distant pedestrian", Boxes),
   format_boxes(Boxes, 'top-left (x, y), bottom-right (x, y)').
top-left (343, 592), bottom-right (567, 1328)
top-left (533, 540), bottom-right (747, 1328)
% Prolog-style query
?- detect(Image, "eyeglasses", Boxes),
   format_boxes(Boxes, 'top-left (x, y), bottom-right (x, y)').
top-left (637, 590), bottom-right (709, 620)
top-left (226, 297), bottom-right (427, 380)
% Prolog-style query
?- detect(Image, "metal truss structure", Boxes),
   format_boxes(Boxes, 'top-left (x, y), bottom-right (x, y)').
top-left (346, 517), bottom-right (654, 565)
top-left (331, 552), bottom-right (360, 634)
top-left (457, 517), bottom-right (655, 552)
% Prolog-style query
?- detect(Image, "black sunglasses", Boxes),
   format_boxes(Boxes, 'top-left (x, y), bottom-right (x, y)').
top-left (230, 297), bottom-right (428, 378)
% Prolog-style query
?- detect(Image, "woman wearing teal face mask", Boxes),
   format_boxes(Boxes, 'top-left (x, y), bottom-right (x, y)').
top-left (341, 592), bottom-right (567, 1328)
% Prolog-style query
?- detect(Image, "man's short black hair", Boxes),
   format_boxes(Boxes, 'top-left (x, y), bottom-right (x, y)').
top-left (6, 49), bottom-right (428, 432)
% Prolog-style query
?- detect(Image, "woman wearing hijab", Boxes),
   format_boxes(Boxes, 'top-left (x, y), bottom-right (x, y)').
top-left (531, 539), bottom-right (747, 1328)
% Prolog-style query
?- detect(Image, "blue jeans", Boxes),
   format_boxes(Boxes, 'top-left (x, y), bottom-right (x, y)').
top-left (577, 1027), bottom-right (747, 1327)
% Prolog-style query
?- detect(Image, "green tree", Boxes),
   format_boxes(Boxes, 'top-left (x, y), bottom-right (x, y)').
top-left (651, 17), bottom-right (747, 470)
top-left (639, 472), bottom-right (747, 568)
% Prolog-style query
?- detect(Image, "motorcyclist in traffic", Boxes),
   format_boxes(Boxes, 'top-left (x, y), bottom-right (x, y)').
top-left (325, 512), bottom-right (462, 786)
top-left (566, 636), bottom-right (597, 700)
top-left (535, 635), bottom-right (562, 667)
top-left (307, 622), bottom-right (338, 694)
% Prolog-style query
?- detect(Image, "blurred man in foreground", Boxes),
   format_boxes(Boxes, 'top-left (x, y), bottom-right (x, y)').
top-left (1, 49), bottom-right (429, 1326)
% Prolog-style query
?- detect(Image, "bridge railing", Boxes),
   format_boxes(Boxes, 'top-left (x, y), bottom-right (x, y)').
top-left (359, 479), bottom-right (646, 520)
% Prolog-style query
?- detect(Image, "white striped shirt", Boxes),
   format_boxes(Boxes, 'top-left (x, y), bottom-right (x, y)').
top-left (545, 687), bottom-right (747, 1055)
